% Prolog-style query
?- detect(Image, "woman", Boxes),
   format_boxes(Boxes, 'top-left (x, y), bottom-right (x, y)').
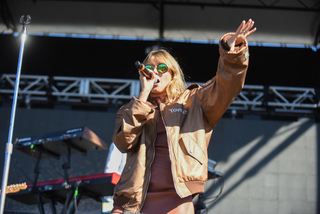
top-left (111, 19), bottom-right (256, 214)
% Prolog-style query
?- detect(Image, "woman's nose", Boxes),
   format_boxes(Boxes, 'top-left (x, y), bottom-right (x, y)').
top-left (152, 68), bottom-right (159, 75)
top-left (154, 68), bottom-right (163, 76)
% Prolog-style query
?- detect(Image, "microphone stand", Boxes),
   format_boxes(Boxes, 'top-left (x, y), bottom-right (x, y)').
top-left (0, 15), bottom-right (31, 214)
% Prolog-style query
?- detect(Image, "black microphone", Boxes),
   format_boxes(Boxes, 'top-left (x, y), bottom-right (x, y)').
top-left (135, 61), bottom-right (158, 83)
top-left (135, 61), bottom-right (152, 79)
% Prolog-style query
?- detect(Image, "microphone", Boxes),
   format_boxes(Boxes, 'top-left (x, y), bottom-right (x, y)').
top-left (135, 61), bottom-right (158, 83)
top-left (135, 61), bottom-right (151, 79)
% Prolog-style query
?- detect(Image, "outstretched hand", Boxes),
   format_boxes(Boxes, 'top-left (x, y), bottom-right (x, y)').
top-left (227, 19), bottom-right (257, 51)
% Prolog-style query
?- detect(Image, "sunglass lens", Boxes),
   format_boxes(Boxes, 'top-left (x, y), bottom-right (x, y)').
top-left (158, 64), bottom-right (168, 73)
top-left (145, 65), bottom-right (153, 71)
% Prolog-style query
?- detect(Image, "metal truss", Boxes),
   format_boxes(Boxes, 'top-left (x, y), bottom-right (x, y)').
top-left (0, 74), bottom-right (140, 108)
top-left (228, 85), bottom-right (319, 119)
top-left (1, 74), bottom-right (319, 119)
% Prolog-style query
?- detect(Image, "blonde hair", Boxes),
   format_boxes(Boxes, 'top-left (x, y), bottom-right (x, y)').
top-left (143, 49), bottom-right (186, 102)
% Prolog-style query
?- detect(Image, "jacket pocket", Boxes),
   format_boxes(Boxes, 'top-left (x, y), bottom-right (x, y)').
top-left (179, 133), bottom-right (206, 165)
top-left (177, 134), bottom-right (207, 181)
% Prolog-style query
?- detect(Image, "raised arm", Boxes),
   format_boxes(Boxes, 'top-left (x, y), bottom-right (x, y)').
top-left (196, 19), bottom-right (257, 128)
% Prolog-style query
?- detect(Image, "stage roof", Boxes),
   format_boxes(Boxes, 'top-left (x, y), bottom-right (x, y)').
top-left (1, 0), bottom-right (320, 47)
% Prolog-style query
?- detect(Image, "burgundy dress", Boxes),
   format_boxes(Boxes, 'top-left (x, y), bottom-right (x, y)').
top-left (112, 117), bottom-right (194, 214)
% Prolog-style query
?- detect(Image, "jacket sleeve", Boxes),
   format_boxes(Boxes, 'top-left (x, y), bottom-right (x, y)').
top-left (112, 97), bottom-right (154, 153)
top-left (195, 32), bottom-right (249, 128)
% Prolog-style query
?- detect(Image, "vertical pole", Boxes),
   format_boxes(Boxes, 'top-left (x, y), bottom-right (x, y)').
top-left (0, 15), bottom-right (31, 214)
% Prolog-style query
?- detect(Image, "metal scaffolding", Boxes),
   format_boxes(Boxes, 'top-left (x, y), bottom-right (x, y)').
top-left (1, 74), bottom-right (319, 120)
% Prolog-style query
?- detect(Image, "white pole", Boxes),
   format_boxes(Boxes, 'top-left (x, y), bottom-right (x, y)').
top-left (0, 15), bottom-right (31, 214)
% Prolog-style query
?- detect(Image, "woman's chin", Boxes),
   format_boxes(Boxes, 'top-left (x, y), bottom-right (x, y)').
top-left (150, 89), bottom-right (166, 97)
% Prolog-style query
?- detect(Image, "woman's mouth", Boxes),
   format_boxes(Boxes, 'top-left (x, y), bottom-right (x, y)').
top-left (154, 77), bottom-right (160, 84)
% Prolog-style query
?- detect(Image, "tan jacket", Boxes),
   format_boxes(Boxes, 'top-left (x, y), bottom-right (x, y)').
top-left (112, 33), bottom-right (249, 213)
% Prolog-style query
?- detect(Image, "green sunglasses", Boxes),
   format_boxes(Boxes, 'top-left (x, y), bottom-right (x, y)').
top-left (145, 63), bottom-right (168, 74)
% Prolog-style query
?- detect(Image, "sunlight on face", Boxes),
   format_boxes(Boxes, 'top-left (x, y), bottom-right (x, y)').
top-left (149, 58), bottom-right (172, 96)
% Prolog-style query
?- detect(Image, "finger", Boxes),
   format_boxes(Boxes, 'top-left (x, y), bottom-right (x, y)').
top-left (138, 70), bottom-right (144, 78)
top-left (139, 71), bottom-right (148, 84)
top-left (247, 20), bottom-right (255, 32)
top-left (243, 19), bottom-right (253, 32)
top-left (246, 27), bottom-right (257, 37)
top-left (139, 70), bottom-right (153, 83)
top-left (235, 20), bottom-right (246, 36)
top-left (246, 20), bottom-right (256, 34)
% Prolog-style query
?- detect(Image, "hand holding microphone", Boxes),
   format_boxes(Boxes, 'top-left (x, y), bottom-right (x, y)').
top-left (135, 61), bottom-right (157, 102)
top-left (135, 61), bottom-right (158, 84)
top-left (135, 61), bottom-right (152, 79)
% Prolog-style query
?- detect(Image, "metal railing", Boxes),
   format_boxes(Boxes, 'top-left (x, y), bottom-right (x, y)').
top-left (0, 74), bottom-right (140, 107)
top-left (1, 74), bottom-right (319, 119)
